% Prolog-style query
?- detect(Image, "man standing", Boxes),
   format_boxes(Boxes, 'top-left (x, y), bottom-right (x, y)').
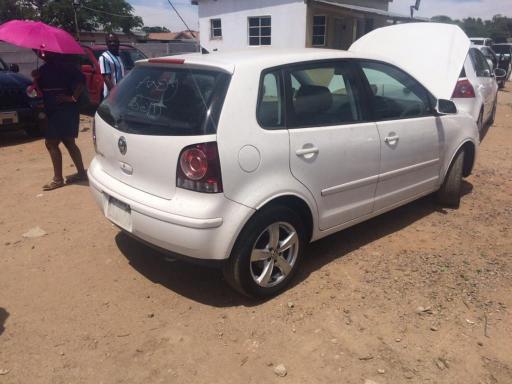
top-left (99, 33), bottom-right (124, 98)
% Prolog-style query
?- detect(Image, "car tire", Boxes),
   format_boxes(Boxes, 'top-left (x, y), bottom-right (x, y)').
top-left (488, 98), bottom-right (497, 126)
top-left (223, 205), bottom-right (306, 298)
top-left (24, 125), bottom-right (44, 138)
top-left (477, 109), bottom-right (484, 136)
top-left (436, 149), bottom-right (464, 208)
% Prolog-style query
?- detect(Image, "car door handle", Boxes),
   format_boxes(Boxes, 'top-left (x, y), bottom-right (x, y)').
top-left (296, 147), bottom-right (319, 156)
top-left (384, 136), bottom-right (399, 144)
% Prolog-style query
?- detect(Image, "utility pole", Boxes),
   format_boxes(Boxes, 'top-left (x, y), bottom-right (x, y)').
top-left (73, 0), bottom-right (81, 41)
top-left (410, 0), bottom-right (421, 19)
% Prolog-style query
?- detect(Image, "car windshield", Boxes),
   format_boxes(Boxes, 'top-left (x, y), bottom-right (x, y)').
top-left (119, 50), bottom-right (146, 71)
top-left (97, 65), bottom-right (231, 136)
top-left (493, 45), bottom-right (511, 54)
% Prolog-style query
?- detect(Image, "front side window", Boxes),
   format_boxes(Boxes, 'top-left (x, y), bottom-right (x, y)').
top-left (470, 48), bottom-right (492, 77)
top-left (257, 70), bottom-right (283, 128)
top-left (360, 61), bottom-right (433, 120)
top-left (97, 66), bottom-right (231, 136)
top-left (210, 18), bottom-right (222, 39)
top-left (286, 62), bottom-right (364, 127)
top-left (312, 15), bottom-right (327, 46)
top-left (248, 16), bottom-right (271, 46)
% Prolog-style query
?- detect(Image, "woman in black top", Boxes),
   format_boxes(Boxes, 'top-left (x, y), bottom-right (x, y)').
top-left (36, 51), bottom-right (87, 191)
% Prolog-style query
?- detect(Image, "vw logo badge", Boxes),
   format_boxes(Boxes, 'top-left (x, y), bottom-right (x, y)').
top-left (118, 136), bottom-right (127, 155)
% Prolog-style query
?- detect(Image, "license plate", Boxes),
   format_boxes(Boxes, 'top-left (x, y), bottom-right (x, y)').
top-left (0, 111), bottom-right (19, 125)
top-left (106, 195), bottom-right (132, 230)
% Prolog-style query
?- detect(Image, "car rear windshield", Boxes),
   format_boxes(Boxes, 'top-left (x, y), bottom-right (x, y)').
top-left (493, 45), bottom-right (511, 54)
top-left (97, 65), bottom-right (231, 136)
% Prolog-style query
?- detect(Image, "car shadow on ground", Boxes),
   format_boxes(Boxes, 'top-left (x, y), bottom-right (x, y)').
top-left (115, 182), bottom-right (473, 308)
top-left (0, 307), bottom-right (9, 336)
top-left (0, 131), bottom-right (40, 148)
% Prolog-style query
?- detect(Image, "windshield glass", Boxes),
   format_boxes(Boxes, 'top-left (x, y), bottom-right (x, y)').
top-left (97, 65), bottom-right (230, 136)
top-left (493, 45), bottom-right (511, 54)
top-left (119, 50), bottom-right (146, 71)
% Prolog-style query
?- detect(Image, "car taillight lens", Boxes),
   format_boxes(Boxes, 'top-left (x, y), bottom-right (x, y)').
top-left (177, 142), bottom-right (223, 193)
top-left (452, 79), bottom-right (475, 98)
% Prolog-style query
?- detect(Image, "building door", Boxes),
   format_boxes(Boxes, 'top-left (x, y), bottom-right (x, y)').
top-left (334, 18), bottom-right (355, 50)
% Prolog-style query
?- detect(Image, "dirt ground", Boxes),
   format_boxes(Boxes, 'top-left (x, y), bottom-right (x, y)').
top-left (1, 85), bottom-right (511, 384)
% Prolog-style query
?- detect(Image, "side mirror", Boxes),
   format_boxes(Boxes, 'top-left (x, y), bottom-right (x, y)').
top-left (436, 99), bottom-right (457, 115)
top-left (9, 63), bottom-right (19, 73)
top-left (494, 68), bottom-right (507, 79)
top-left (81, 64), bottom-right (94, 74)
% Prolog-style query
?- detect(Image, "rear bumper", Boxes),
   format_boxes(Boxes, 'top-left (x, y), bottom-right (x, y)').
top-left (88, 157), bottom-right (255, 261)
top-left (0, 107), bottom-right (37, 132)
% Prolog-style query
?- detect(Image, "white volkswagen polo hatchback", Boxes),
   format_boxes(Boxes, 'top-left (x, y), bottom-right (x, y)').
top-left (89, 23), bottom-right (479, 297)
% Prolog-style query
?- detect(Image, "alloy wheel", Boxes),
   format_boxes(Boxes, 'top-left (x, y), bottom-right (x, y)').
top-left (249, 222), bottom-right (299, 288)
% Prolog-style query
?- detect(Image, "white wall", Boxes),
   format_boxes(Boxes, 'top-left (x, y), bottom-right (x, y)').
top-left (197, 0), bottom-right (308, 51)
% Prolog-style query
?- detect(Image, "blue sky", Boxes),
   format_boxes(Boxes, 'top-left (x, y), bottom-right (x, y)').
top-left (127, 0), bottom-right (511, 31)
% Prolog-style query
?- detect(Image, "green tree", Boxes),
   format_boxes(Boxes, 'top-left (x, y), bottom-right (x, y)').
top-left (142, 26), bottom-right (171, 33)
top-left (1, 0), bottom-right (143, 34)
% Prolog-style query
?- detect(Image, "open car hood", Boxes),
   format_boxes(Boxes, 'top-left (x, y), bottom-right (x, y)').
top-left (350, 23), bottom-right (470, 100)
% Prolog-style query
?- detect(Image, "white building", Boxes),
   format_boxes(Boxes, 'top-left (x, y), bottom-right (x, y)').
top-left (191, 0), bottom-right (424, 52)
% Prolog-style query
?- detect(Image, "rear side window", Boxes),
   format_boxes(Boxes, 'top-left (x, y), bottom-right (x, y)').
top-left (257, 70), bottom-right (284, 128)
top-left (97, 66), bottom-right (230, 136)
top-left (285, 62), bottom-right (364, 128)
top-left (360, 61), bottom-right (433, 121)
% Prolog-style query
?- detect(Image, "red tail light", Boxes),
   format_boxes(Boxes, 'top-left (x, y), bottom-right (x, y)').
top-left (452, 79), bottom-right (475, 98)
top-left (177, 142), bottom-right (223, 193)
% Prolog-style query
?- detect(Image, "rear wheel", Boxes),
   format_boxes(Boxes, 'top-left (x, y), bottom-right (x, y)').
top-left (436, 149), bottom-right (464, 208)
top-left (223, 205), bottom-right (306, 298)
top-left (488, 98), bottom-right (497, 126)
top-left (477, 109), bottom-right (484, 136)
top-left (24, 125), bottom-right (44, 138)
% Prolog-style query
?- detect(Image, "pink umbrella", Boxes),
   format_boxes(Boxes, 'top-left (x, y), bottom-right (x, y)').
top-left (0, 20), bottom-right (83, 55)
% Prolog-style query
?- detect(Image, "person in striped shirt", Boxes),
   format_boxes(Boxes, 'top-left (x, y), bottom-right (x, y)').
top-left (99, 33), bottom-right (125, 98)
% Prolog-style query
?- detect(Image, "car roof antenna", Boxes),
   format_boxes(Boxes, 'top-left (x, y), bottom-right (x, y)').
top-left (166, 0), bottom-right (209, 54)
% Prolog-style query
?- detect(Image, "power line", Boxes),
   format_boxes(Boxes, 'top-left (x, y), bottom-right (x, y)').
top-left (166, 0), bottom-right (194, 35)
top-left (81, 5), bottom-right (136, 18)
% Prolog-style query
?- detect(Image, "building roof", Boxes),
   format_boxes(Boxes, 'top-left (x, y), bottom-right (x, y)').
top-left (313, 1), bottom-right (429, 22)
top-left (147, 31), bottom-right (199, 41)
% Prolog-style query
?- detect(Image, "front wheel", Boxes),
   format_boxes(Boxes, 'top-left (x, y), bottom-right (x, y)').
top-left (223, 205), bottom-right (306, 298)
top-left (436, 149), bottom-right (464, 208)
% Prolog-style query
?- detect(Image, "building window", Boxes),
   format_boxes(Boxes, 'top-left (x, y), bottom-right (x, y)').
top-left (312, 15), bottom-right (327, 46)
top-left (248, 16), bottom-right (271, 46)
top-left (210, 18), bottom-right (222, 39)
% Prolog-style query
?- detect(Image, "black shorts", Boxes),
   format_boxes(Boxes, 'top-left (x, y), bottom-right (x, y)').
top-left (45, 105), bottom-right (80, 140)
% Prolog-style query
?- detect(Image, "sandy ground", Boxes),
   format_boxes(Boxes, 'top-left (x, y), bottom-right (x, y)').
top-left (1, 84), bottom-right (511, 384)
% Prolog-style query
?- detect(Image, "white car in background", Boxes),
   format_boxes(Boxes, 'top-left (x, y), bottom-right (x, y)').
top-left (470, 37), bottom-right (493, 47)
top-left (89, 23), bottom-right (479, 297)
top-left (452, 47), bottom-right (505, 136)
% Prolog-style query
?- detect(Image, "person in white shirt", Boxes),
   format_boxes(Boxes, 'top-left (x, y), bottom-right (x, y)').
top-left (99, 33), bottom-right (125, 98)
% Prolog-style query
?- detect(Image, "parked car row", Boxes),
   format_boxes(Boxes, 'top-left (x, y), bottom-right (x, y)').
top-left (0, 56), bottom-right (44, 137)
top-left (89, 23), bottom-right (485, 297)
top-left (1, 44), bottom-right (146, 137)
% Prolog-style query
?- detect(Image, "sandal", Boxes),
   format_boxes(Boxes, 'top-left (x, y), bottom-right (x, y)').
top-left (65, 172), bottom-right (88, 184)
top-left (43, 179), bottom-right (65, 191)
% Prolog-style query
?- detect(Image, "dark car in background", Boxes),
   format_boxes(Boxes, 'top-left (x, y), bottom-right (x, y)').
top-left (79, 44), bottom-right (147, 107)
top-left (0, 56), bottom-right (42, 137)
top-left (492, 43), bottom-right (512, 83)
